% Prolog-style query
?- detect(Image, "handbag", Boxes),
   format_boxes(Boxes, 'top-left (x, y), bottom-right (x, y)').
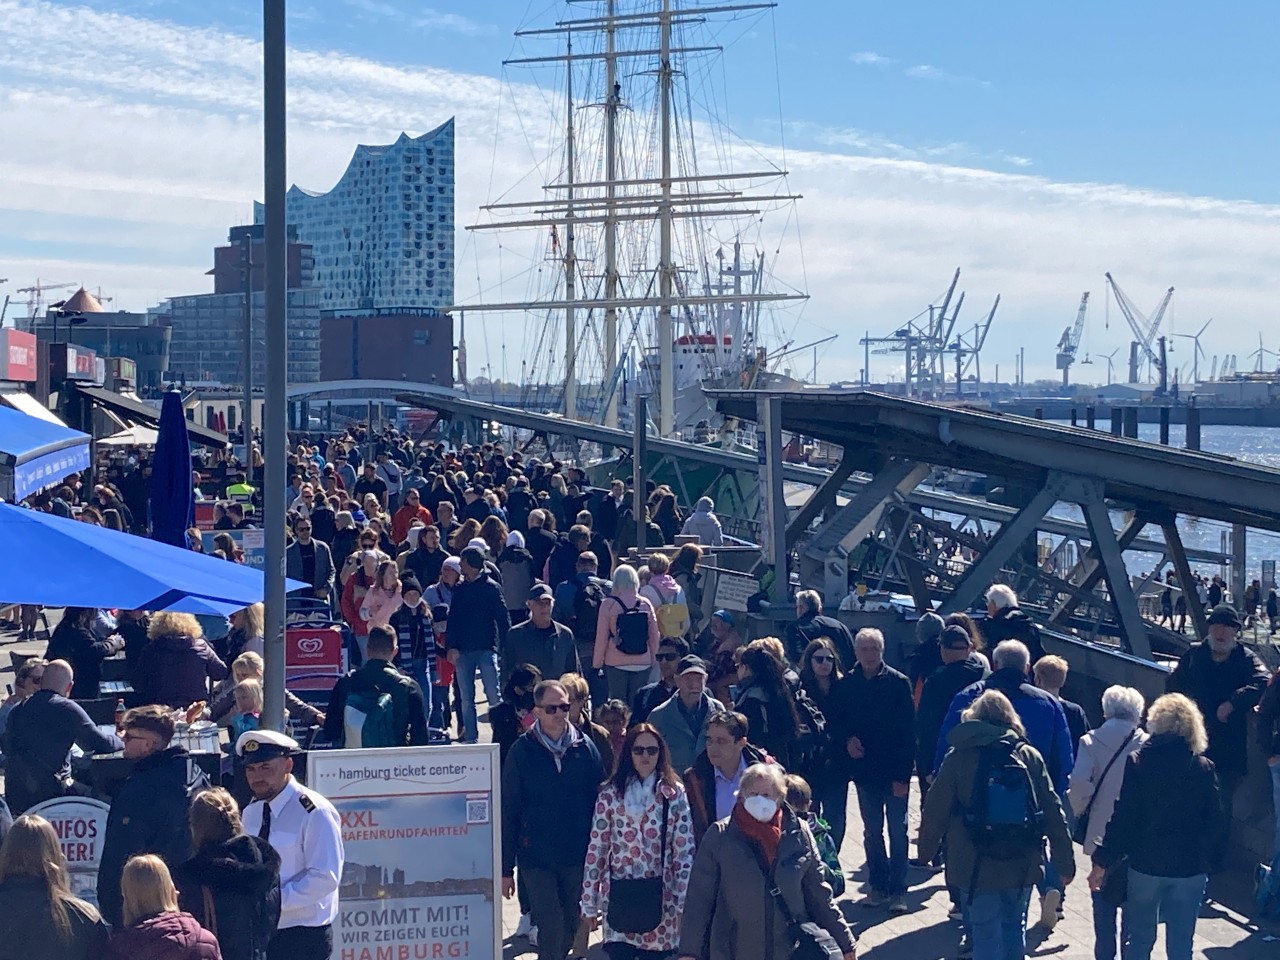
top-left (746, 839), bottom-right (844, 960)
top-left (606, 796), bottom-right (669, 934)
top-left (1072, 730), bottom-right (1137, 846)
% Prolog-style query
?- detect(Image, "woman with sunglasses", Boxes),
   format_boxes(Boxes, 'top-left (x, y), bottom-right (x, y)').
top-left (798, 638), bottom-right (849, 852)
top-left (581, 723), bottom-right (695, 960)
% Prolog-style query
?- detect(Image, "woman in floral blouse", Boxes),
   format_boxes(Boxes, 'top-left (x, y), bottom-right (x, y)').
top-left (580, 723), bottom-right (695, 959)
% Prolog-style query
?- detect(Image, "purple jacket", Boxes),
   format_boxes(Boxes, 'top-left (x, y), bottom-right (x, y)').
top-left (134, 634), bottom-right (229, 709)
top-left (107, 912), bottom-right (222, 960)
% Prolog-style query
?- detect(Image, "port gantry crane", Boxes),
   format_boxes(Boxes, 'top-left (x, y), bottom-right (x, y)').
top-left (948, 294), bottom-right (999, 397)
top-left (861, 268), bottom-right (968, 398)
top-left (1104, 272), bottom-right (1174, 385)
top-left (1055, 291), bottom-right (1090, 387)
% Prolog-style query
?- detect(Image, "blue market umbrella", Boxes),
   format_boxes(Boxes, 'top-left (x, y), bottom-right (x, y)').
top-left (149, 389), bottom-right (194, 547)
top-left (0, 503), bottom-right (306, 615)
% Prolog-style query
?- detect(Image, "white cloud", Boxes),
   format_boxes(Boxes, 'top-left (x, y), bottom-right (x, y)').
top-left (0, 0), bottom-right (1277, 387)
top-left (904, 63), bottom-right (990, 86)
top-left (850, 51), bottom-right (896, 66)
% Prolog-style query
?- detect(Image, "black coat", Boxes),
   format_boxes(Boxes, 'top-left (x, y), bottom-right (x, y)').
top-left (982, 607), bottom-right (1046, 663)
top-left (1166, 642), bottom-right (1269, 776)
top-left (323, 659), bottom-right (430, 748)
top-left (828, 662), bottom-right (916, 785)
top-left (446, 574), bottom-right (511, 655)
top-left (500, 727), bottom-right (603, 874)
top-left (1093, 732), bottom-right (1228, 878)
top-left (915, 653), bottom-right (989, 777)
top-left (174, 835), bottom-right (281, 960)
top-left (44, 619), bottom-right (118, 700)
top-left (500, 620), bottom-right (579, 681)
top-left (98, 747), bottom-right (207, 926)
top-left (0, 877), bottom-right (109, 960)
top-left (3, 692), bottom-right (123, 814)
top-left (783, 613), bottom-right (855, 670)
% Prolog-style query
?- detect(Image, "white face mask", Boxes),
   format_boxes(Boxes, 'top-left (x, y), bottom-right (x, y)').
top-left (743, 794), bottom-right (778, 823)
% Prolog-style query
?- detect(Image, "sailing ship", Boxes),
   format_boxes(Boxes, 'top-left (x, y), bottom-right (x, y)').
top-left (450, 0), bottom-right (819, 440)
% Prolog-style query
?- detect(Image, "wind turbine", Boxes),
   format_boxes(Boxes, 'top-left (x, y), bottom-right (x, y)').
top-left (1100, 348), bottom-right (1118, 385)
top-left (1171, 318), bottom-right (1211, 385)
top-left (1248, 333), bottom-right (1277, 373)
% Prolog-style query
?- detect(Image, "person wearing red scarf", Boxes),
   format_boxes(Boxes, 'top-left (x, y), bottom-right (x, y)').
top-left (677, 763), bottom-right (856, 960)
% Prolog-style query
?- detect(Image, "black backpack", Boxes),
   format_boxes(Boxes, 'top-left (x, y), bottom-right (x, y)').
top-left (613, 597), bottom-right (651, 655)
top-left (572, 580), bottom-right (605, 646)
top-left (789, 685), bottom-right (828, 779)
top-left (963, 738), bottom-right (1045, 863)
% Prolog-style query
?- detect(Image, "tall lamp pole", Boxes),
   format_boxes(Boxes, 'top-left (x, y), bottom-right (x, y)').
top-left (261, 0), bottom-right (288, 731)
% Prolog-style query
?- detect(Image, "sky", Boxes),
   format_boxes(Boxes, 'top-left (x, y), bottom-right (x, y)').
top-left (2, 0), bottom-right (1279, 385)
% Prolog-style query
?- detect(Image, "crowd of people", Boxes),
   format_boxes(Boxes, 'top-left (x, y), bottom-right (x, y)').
top-left (4, 425), bottom-right (1280, 960)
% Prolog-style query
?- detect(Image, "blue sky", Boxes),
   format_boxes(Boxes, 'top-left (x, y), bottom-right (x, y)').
top-left (2, 0), bottom-right (1278, 384)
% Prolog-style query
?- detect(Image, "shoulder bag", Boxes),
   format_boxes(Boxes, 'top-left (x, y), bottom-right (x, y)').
top-left (606, 795), bottom-right (669, 934)
top-left (746, 838), bottom-right (844, 960)
top-left (1072, 729), bottom-right (1137, 846)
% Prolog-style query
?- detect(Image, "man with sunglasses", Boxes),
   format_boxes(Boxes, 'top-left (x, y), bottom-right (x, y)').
top-left (286, 515), bottom-right (335, 601)
top-left (630, 636), bottom-right (689, 724)
top-left (501, 680), bottom-right (604, 960)
top-left (647, 654), bottom-right (725, 772)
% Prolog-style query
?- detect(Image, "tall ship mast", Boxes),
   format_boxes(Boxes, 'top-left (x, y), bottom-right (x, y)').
top-left (450, 0), bottom-right (813, 438)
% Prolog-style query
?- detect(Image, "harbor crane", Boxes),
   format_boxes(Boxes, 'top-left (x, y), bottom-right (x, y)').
top-left (861, 268), bottom-right (964, 397)
top-left (1104, 273), bottom-right (1174, 385)
top-left (1054, 292), bottom-right (1089, 386)
top-left (949, 295), bottom-right (1000, 397)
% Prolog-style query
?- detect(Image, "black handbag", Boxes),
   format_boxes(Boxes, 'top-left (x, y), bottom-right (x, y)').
top-left (747, 838), bottom-right (845, 960)
top-left (1072, 730), bottom-right (1137, 846)
top-left (606, 796), bottom-right (669, 934)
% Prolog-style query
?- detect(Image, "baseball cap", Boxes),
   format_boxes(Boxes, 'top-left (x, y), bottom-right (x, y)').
top-left (940, 625), bottom-right (973, 650)
top-left (528, 583), bottom-right (554, 601)
top-left (677, 655), bottom-right (708, 676)
top-left (711, 609), bottom-right (734, 625)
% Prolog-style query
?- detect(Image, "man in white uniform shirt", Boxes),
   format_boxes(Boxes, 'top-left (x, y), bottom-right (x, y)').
top-left (238, 729), bottom-right (344, 960)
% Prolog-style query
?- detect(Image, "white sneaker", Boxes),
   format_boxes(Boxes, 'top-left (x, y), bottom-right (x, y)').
top-left (1038, 889), bottom-right (1062, 931)
top-left (515, 914), bottom-right (533, 938)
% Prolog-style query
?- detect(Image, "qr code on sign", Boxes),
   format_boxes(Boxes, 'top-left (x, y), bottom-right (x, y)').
top-left (466, 799), bottom-right (489, 824)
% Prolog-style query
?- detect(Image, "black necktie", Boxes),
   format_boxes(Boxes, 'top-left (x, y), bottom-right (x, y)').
top-left (259, 801), bottom-right (272, 842)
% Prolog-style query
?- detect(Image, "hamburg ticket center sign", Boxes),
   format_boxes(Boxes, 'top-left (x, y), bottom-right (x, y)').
top-left (309, 744), bottom-right (500, 960)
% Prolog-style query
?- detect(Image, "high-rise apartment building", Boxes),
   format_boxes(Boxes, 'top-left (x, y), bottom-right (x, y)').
top-left (256, 119), bottom-right (455, 316)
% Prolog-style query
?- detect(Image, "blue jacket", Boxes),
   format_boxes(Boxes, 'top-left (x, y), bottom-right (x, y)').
top-left (933, 667), bottom-right (1074, 793)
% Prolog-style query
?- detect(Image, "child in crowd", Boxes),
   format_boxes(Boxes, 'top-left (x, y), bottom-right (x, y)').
top-left (430, 604), bottom-right (454, 739)
top-left (785, 773), bottom-right (845, 897)
top-left (594, 699), bottom-right (631, 763)
top-left (229, 679), bottom-right (263, 744)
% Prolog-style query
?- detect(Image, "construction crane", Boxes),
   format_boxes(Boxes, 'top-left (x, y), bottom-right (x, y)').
top-left (1054, 292), bottom-right (1090, 387)
top-left (1104, 273), bottom-right (1174, 385)
top-left (15, 280), bottom-right (78, 324)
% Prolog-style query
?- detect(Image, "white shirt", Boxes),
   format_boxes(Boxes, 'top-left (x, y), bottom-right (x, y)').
top-left (241, 776), bottom-right (344, 929)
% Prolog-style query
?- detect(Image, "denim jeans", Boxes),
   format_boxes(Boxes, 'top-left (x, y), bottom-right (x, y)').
top-left (814, 780), bottom-right (850, 856)
top-left (968, 886), bottom-right (1031, 960)
top-left (854, 782), bottom-right (908, 896)
top-left (410, 656), bottom-right (435, 734)
top-left (1092, 889), bottom-right (1128, 960)
top-left (455, 649), bottom-right (501, 743)
top-left (1122, 869), bottom-right (1206, 960)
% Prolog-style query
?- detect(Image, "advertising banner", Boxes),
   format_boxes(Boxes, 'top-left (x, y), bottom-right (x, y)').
top-left (308, 745), bottom-right (501, 960)
top-left (286, 626), bottom-right (345, 693)
top-left (26, 797), bottom-right (111, 906)
top-left (0, 329), bottom-right (37, 381)
top-left (201, 528), bottom-right (265, 569)
top-left (193, 500), bottom-right (218, 531)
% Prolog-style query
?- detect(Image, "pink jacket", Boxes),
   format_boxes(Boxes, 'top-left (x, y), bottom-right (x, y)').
top-left (580, 779), bottom-right (695, 951)
top-left (360, 585), bottom-right (404, 630)
top-left (593, 591), bottom-right (660, 669)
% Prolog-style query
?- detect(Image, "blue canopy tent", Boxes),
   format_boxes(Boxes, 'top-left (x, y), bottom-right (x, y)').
top-left (0, 502), bottom-right (306, 615)
top-left (0, 405), bottom-right (92, 502)
top-left (149, 390), bottom-right (194, 547)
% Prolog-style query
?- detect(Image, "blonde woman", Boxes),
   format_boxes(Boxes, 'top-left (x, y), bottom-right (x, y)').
top-left (135, 612), bottom-right (229, 709)
top-left (108, 854), bottom-right (221, 959)
top-left (226, 603), bottom-right (265, 661)
top-left (593, 564), bottom-right (661, 704)
top-left (174, 789), bottom-right (280, 960)
top-left (0, 814), bottom-right (108, 960)
top-left (198, 652), bottom-right (323, 729)
top-left (1089, 693), bottom-right (1228, 960)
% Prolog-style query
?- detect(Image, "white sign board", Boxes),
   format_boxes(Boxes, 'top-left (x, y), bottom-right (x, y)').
top-left (308, 744), bottom-right (501, 960)
top-left (714, 570), bottom-right (758, 613)
top-left (26, 797), bottom-right (111, 907)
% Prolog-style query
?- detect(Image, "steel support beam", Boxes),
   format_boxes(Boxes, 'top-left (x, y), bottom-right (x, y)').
top-left (1081, 498), bottom-right (1152, 660)
top-left (940, 479), bottom-right (1061, 615)
top-left (1232, 524), bottom-right (1247, 611)
top-left (886, 506), bottom-right (935, 613)
top-left (757, 395), bottom-right (789, 605)
top-left (1163, 520), bottom-right (1209, 643)
top-left (784, 455), bottom-right (856, 551)
top-left (1050, 514), bottom-right (1148, 624)
top-left (803, 458), bottom-right (929, 560)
